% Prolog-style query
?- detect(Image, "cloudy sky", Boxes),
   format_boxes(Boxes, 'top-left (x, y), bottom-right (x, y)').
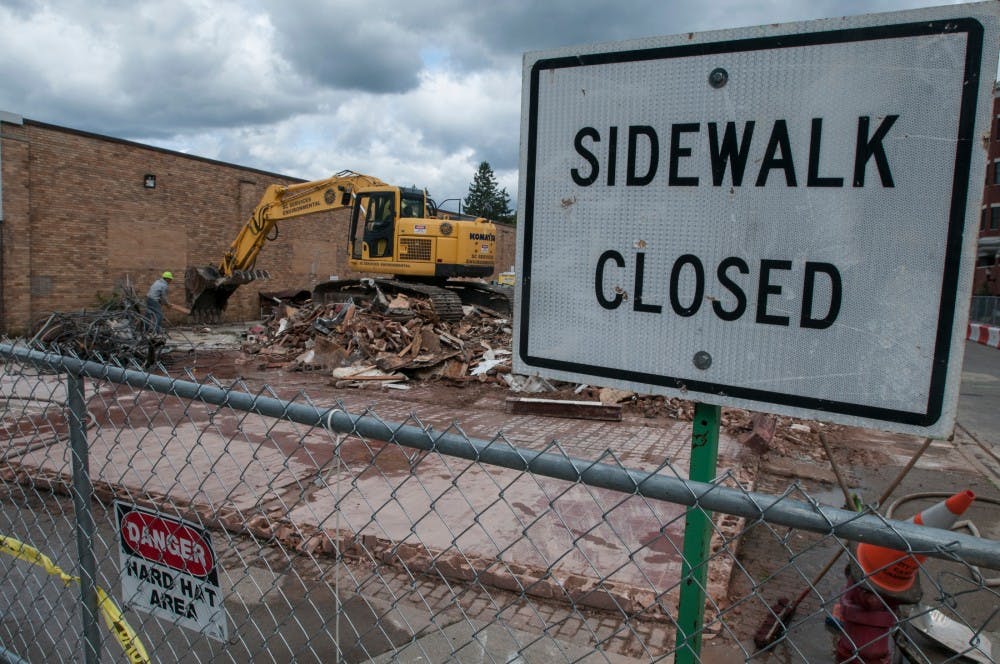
top-left (0, 0), bottom-right (976, 210)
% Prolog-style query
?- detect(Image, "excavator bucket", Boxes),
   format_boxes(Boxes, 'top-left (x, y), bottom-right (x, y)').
top-left (184, 266), bottom-right (270, 323)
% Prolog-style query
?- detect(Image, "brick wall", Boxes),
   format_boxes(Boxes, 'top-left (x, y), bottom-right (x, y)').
top-left (0, 118), bottom-right (517, 334)
top-left (0, 119), bottom-right (307, 332)
top-left (1, 120), bottom-right (30, 334)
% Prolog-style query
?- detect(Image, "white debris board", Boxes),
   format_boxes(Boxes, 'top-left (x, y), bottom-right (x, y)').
top-left (514, 3), bottom-right (1000, 437)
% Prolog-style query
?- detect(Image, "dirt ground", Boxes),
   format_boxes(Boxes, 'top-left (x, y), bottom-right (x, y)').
top-left (157, 323), bottom-right (1000, 662)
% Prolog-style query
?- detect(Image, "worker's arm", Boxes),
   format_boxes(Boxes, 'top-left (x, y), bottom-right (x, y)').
top-left (168, 302), bottom-right (192, 315)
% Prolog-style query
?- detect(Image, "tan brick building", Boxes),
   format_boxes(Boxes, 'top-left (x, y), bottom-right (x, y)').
top-left (0, 113), bottom-right (515, 335)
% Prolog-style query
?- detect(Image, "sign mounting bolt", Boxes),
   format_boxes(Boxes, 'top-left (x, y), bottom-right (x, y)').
top-left (708, 68), bottom-right (728, 88)
top-left (693, 351), bottom-right (712, 370)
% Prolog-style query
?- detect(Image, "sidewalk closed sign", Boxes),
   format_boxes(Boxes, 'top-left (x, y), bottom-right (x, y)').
top-left (514, 3), bottom-right (1000, 437)
top-left (116, 503), bottom-right (227, 641)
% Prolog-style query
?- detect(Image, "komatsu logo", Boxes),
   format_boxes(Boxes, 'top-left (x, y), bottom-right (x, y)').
top-left (470, 233), bottom-right (496, 242)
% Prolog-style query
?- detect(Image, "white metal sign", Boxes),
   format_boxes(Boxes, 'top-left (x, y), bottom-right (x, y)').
top-left (514, 3), bottom-right (1000, 437)
top-left (116, 502), bottom-right (227, 641)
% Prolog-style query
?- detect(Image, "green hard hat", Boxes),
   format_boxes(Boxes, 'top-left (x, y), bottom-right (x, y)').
top-left (162, 271), bottom-right (173, 280)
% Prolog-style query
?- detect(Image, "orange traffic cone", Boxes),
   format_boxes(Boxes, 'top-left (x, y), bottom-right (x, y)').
top-left (855, 490), bottom-right (975, 595)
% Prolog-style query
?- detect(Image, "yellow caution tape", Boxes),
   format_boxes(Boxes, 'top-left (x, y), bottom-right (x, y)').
top-left (0, 535), bottom-right (150, 664)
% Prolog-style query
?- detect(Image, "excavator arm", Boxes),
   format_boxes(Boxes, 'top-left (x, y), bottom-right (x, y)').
top-left (219, 171), bottom-right (387, 276)
top-left (185, 170), bottom-right (386, 316)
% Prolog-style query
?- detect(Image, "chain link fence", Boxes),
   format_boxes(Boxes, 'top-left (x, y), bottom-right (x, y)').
top-left (0, 340), bottom-right (998, 663)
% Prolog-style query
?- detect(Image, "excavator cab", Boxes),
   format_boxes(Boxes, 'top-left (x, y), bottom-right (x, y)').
top-left (349, 187), bottom-right (427, 260)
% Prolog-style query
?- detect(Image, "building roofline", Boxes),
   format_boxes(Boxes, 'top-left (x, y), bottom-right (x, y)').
top-left (9, 116), bottom-right (305, 183)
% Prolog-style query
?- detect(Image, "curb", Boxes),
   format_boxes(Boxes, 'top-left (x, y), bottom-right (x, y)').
top-left (967, 323), bottom-right (1000, 349)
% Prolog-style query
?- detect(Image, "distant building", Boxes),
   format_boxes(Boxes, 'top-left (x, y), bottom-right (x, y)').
top-left (975, 84), bottom-right (1000, 295)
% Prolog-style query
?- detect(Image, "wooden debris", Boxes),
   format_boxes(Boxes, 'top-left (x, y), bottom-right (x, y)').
top-left (598, 387), bottom-right (635, 405)
top-left (247, 288), bottom-right (513, 386)
top-left (505, 397), bottom-right (623, 421)
top-left (331, 365), bottom-right (406, 388)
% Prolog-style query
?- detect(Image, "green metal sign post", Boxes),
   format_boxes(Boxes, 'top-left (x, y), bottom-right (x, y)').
top-left (673, 402), bottom-right (721, 663)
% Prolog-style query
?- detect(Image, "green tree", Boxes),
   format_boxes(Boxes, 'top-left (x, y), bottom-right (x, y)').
top-left (463, 162), bottom-right (512, 222)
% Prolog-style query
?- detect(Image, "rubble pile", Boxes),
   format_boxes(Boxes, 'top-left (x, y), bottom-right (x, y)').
top-left (229, 290), bottom-right (841, 447)
top-left (244, 293), bottom-right (513, 387)
top-left (765, 417), bottom-right (842, 457)
top-left (569, 386), bottom-right (834, 450)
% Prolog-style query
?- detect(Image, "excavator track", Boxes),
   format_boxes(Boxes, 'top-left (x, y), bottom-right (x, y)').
top-left (312, 279), bottom-right (467, 321)
top-left (442, 282), bottom-right (512, 317)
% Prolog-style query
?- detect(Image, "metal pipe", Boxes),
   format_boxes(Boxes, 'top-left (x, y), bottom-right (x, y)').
top-left (3, 342), bottom-right (1000, 570)
top-left (67, 371), bottom-right (101, 663)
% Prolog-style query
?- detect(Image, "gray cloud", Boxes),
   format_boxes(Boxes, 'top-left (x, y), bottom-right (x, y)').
top-left (366, 0), bottom-right (960, 71)
top-left (265, 2), bottom-right (425, 93)
top-left (0, 0), bottom-right (977, 205)
top-left (0, 0), bottom-right (37, 16)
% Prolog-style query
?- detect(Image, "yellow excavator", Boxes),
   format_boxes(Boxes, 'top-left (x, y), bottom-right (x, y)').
top-left (185, 170), bottom-right (510, 321)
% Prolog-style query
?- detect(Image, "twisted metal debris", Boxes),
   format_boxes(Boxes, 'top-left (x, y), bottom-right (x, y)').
top-left (27, 280), bottom-right (163, 365)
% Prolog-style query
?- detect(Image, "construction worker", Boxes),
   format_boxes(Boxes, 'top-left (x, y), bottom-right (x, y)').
top-left (146, 271), bottom-right (175, 334)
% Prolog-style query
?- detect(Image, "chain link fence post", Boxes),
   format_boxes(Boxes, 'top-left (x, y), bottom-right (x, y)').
top-left (67, 372), bottom-right (101, 663)
top-left (674, 402), bottom-right (721, 663)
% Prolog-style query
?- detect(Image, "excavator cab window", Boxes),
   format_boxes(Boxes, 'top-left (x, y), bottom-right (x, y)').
top-left (350, 193), bottom-right (370, 259)
top-left (360, 191), bottom-right (396, 259)
top-left (400, 194), bottom-right (423, 218)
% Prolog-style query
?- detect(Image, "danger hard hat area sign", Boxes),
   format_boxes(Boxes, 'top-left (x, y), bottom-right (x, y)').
top-left (514, 3), bottom-right (1000, 437)
top-left (115, 502), bottom-right (227, 641)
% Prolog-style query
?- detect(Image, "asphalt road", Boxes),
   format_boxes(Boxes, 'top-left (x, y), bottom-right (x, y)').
top-left (957, 339), bottom-right (1000, 447)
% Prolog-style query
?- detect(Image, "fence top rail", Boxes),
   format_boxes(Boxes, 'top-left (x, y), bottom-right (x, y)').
top-left (3, 341), bottom-right (998, 569)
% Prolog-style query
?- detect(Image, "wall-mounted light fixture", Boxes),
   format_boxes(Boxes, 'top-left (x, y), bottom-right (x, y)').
top-left (144, 174), bottom-right (156, 189)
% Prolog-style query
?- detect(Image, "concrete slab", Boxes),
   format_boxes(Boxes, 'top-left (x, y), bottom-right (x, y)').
top-left (277, 394), bottom-right (744, 617)
top-left (365, 618), bottom-right (652, 663)
top-left (285, 439), bottom-right (691, 614)
top-left (165, 323), bottom-right (254, 351)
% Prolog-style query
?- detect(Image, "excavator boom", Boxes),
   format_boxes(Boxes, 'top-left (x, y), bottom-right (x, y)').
top-left (185, 171), bottom-right (386, 317)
